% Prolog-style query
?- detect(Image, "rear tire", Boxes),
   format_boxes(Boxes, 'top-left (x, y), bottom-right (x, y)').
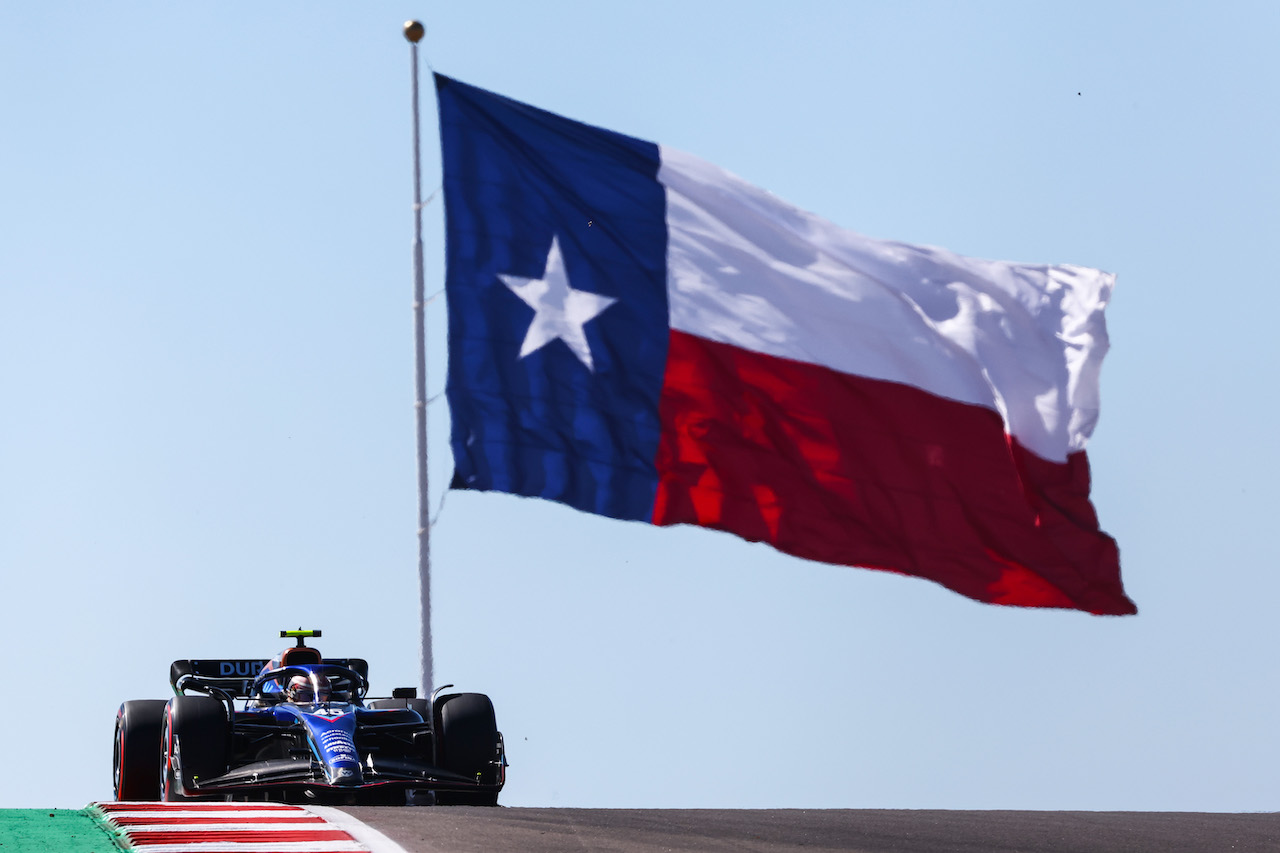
top-left (434, 693), bottom-right (501, 806)
top-left (161, 697), bottom-right (229, 801)
top-left (114, 700), bottom-right (167, 801)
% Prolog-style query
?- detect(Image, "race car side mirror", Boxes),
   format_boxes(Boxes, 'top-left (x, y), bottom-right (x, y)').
top-left (392, 687), bottom-right (418, 699)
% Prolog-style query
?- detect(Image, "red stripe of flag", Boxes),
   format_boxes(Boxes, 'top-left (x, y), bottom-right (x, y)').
top-left (653, 331), bottom-right (1133, 615)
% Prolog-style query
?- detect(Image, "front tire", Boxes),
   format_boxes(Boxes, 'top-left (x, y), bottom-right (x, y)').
top-left (434, 693), bottom-right (501, 806)
top-left (114, 700), bottom-right (167, 801)
top-left (161, 697), bottom-right (229, 801)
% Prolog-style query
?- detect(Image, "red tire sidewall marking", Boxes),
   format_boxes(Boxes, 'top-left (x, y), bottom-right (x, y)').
top-left (162, 702), bottom-right (176, 800)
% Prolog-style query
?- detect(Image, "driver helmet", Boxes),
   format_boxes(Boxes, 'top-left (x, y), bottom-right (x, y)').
top-left (286, 673), bottom-right (331, 704)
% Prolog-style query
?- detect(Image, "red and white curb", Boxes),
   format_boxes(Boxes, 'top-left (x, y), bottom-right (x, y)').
top-left (91, 802), bottom-right (408, 853)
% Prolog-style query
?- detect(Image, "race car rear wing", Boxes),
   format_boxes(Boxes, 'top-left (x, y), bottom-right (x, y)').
top-left (170, 658), bottom-right (370, 698)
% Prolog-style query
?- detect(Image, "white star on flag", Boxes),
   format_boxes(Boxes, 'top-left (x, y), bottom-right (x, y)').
top-left (499, 236), bottom-right (617, 371)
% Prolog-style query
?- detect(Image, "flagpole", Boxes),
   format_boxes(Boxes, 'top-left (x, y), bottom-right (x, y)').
top-left (404, 19), bottom-right (432, 699)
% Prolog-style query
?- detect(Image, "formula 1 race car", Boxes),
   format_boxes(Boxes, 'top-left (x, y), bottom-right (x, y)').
top-left (112, 630), bottom-right (505, 805)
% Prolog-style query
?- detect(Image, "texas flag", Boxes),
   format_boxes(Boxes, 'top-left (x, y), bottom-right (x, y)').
top-left (436, 75), bottom-right (1135, 616)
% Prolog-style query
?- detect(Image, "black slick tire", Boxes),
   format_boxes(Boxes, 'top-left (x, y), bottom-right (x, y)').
top-left (161, 697), bottom-right (229, 801)
top-left (114, 700), bottom-right (167, 801)
top-left (434, 693), bottom-right (500, 806)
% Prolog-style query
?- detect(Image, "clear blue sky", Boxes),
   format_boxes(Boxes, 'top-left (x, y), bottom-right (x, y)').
top-left (3, 2), bottom-right (1278, 810)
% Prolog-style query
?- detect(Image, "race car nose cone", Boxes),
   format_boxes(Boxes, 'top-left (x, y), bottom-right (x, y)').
top-left (327, 764), bottom-right (364, 786)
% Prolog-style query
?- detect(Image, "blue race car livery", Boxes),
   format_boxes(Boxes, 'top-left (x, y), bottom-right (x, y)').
top-left (113, 630), bottom-right (505, 805)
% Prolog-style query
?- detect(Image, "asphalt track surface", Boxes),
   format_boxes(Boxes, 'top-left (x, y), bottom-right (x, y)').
top-left (346, 807), bottom-right (1280, 853)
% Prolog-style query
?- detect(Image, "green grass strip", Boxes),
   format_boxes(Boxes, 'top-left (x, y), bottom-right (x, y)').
top-left (0, 809), bottom-right (123, 852)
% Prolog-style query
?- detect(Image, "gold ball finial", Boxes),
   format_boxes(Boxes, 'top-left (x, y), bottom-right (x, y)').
top-left (403, 20), bottom-right (425, 43)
